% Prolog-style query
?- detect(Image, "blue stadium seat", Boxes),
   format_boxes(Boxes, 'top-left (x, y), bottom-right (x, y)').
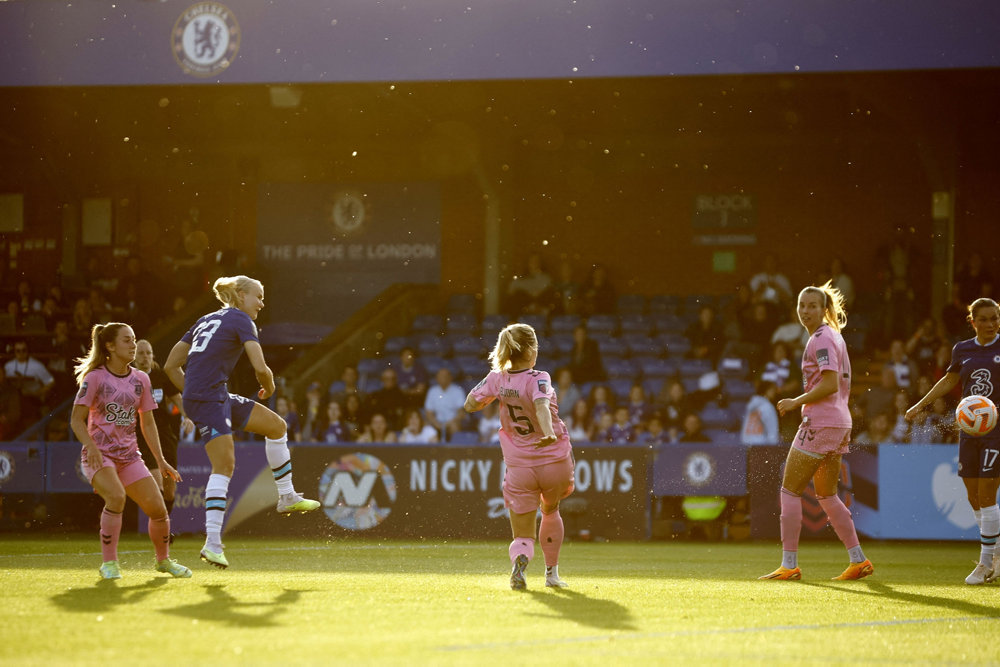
top-left (454, 355), bottom-right (485, 378)
top-left (604, 357), bottom-right (636, 379)
top-left (617, 294), bottom-right (646, 314)
top-left (679, 358), bottom-right (713, 377)
top-left (549, 333), bottom-right (574, 355)
top-left (703, 428), bottom-right (740, 445)
top-left (723, 379), bottom-right (755, 401)
top-left (416, 334), bottom-right (448, 357)
top-left (481, 313), bottom-right (510, 333)
top-left (619, 313), bottom-right (652, 335)
top-left (652, 313), bottom-right (688, 334)
top-left (411, 313), bottom-right (444, 335)
top-left (597, 337), bottom-right (628, 359)
top-left (520, 313), bottom-right (548, 334)
top-left (635, 357), bottom-right (676, 378)
top-left (445, 313), bottom-right (478, 334)
top-left (447, 293), bottom-right (478, 314)
top-left (357, 357), bottom-right (385, 376)
top-left (550, 314), bottom-right (581, 333)
top-left (449, 334), bottom-right (486, 357)
top-left (586, 314), bottom-right (619, 336)
top-left (642, 377), bottom-right (666, 397)
top-left (700, 404), bottom-right (738, 428)
top-left (622, 334), bottom-right (665, 358)
top-left (383, 335), bottom-right (414, 355)
top-left (449, 430), bottom-right (481, 445)
top-left (647, 294), bottom-right (679, 315)
top-left (657, 333), bottom-right (691, 357)
top-left (609, 378), bottom-right (635, 401)
top-left (718, 356), bottom-right (750, 380)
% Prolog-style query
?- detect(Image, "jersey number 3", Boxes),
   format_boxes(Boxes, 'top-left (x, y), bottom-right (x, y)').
top-left (190, 319), bottom-right (222, 353)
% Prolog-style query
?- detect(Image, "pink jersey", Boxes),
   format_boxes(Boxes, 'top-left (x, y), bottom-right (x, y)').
top-left (74, 366), bottom-right (156, 463)
top-left (468, 368), bottom-right (572, 467)
top-left (800, 324), bottom-right (852, 428)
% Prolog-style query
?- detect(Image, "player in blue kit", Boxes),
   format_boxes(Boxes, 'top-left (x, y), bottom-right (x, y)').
top-left (164, 275), bottom-right (320, 569)
top-left (906, 297), bottom-right (1000, 584)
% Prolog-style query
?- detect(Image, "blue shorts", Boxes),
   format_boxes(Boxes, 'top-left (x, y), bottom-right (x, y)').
top-left (958, 437), bottom-right (1000, 479)
top-left (184, 394), bottom-right (257, 444)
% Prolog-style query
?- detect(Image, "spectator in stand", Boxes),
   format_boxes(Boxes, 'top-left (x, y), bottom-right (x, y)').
top-left (0, 365), bottom-right (22, 441)
top-left (656, 379), bottom-right (694, 436)
top-left (320, 400), bottom-right (349, 443)
top-left (423, 367), bottom-right (468, 441)
top-left (956, 252), bottom-right (993, 306)
top-left (740, 380), bottom-right (780, 445)
top-left (298, 381), bottom-right (325, 442)
top-left (356, 413), bottom-right (397, 443)
top-left (858, 364), bottom-right (899, 428)
top-left (565, 324), bottom-right (605, 384)
top-left (678, 412), bottom-right (711, 442)
top-left (4, 339), bottom-right (55, 434)
top-left (641, 413), bottom-right (673, 446)
top-left (564, 398), bottom-right (593, 442)
top-left (5, 300), bottom-right (20, 330)
top-left (476, 400), bottom-right (502, 444)
top-left (905, 317), bottom-right (945, 376)
top-left (880, 238), bottom-right (917, 346)
top-left (579, 263), bottom-right (617, 316)
top-left (365, 367), bottom-right (407, 431)
top-left (588, 383), bottom-right (614, 424)
top-left (46, 319), bottom-right (85, 399)
top-left (275, 395), bottom-right (301, 442)
top-left (398, 408), bottom-right (439, 444)
top-left (329, 365), bottom-right (363, 407)
top-left (71, 297), bottom-right (95, 341)
top-left (749, 253), bottom-right (792, 313)
top-left (770, 303), bottom-right (809, 359)
top-left (590, 411), bottom-right (614, 443)
top-left (625, 383), bottom-right (653, 430)
top-left (342, 393), bottom-right (365, 441)
top-left (550, 258), bottom-right (581, 315)
top-left (506, 252), bottom-right (553, 317)
top-left (885, 339), bottom-right (919, 391)
top-left (889, 390), bottom-right (913, 442)
top-left (761, 341), bottom-right (801, 400)
top-left (40, 295), bottom-right (61, 332)
top-left (825, 257), bottom-right (855, 310)
top-left (605, 405), bottom-right (638, 444)
top-left (739, 301), bottom-right (778, 369)
top-left (553, 367), bottom-right (582, 416)
top-left (88, 286), bottom-right (114, 324)
top-left (685, 304), bottom-right (726, 364)
top-left (855, 411), bottom-right (894, 445)
top-left (395, 346), bottom-right (429, 410)
top-left (942, 284), bottom-right (971, 343)
top-left (15, 279), bottom-right (41, 317)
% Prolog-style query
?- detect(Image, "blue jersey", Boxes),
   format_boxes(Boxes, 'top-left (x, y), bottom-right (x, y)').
top-left (180, 307), bottom-right (259, 402)
top-left (947, 335), bottom-right (1000, 444)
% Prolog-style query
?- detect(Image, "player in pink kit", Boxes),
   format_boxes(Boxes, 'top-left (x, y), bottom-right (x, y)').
top-left (465, 323), bottom-right (574, 590)
top-left (759, 283), bottom-right (874, 581)
top-left (70, 322), bottom-right (192, 580)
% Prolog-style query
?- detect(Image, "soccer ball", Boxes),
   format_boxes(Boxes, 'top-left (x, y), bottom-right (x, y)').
top-left (955, 395), bottom-right (998, 437)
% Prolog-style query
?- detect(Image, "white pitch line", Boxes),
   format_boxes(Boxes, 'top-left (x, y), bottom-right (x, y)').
top-left (439, 615), bottom-right (1000, 652)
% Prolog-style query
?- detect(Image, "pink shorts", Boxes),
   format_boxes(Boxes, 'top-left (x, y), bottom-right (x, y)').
top-left (792, 425), bottom-right (851, 457)
top-left (81, 453), bottom-right (152, 488)
top-left (502, 456), bottom-right (575, 515)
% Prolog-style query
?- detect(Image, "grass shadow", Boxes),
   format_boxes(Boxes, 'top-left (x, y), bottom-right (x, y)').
top-left (50, 577), bottom-right (170, 613)
top-left (525, 588), bottom-right (636, 631)
top-left (801, 579), bottom-right (1000, 619)
top-left (159, 584), bottom-right (310, 628)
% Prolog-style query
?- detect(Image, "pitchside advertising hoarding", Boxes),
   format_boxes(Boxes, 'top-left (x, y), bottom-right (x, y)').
top-left (141, 443), bottom-right (648, 540)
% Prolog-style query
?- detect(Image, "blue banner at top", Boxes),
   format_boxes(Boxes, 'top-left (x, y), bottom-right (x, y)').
top-left (1, 0), bottom-right (997, 87)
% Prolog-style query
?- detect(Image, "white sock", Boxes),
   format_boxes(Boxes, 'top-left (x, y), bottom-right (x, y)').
top-left (980, 504), bottom-right (1000, 566)
top-left (546, 565), bottom-right (560, 580)
top-left (205, 473), bottom-right (230, 550)
top-left (781, 550), bottom-right (797, 569)
top-left (847, 545), bottom-right (866, 563)
top-left (975, 508), bottom-right (983, 530)
top-left (265, 436), bottom-right (295, 496)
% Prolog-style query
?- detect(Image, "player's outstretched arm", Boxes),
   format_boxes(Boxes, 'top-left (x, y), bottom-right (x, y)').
top-left (163, 340), bottom-right (191, 392)
top-left (244, 340), bottom-right (276, 399)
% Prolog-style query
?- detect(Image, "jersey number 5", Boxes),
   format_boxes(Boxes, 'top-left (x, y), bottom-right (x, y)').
top-left (507, 404), bottom-right (536, 436)
top-left (190, 319), bottom-right (222, 353)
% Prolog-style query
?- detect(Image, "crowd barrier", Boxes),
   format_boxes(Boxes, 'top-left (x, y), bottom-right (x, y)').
top-left (0, 441), bottom-right (978, 541)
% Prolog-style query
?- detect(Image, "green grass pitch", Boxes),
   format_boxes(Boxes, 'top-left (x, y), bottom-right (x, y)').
top-left (2, 536), bottom-right (1000, 665)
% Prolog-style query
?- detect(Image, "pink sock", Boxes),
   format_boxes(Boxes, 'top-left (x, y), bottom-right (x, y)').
top-left (148, 515), bottom-right (171, 561)
top-left (100, 507), bottom-right (122, 562)
top-left (509, 537), bottom-right (535, 564)
top-left (779, 488), bottom-right (803, 552)
top-left (539, 509), bottom-right (564, 568)
top-left (817, 494), bottom-right (860, 550)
